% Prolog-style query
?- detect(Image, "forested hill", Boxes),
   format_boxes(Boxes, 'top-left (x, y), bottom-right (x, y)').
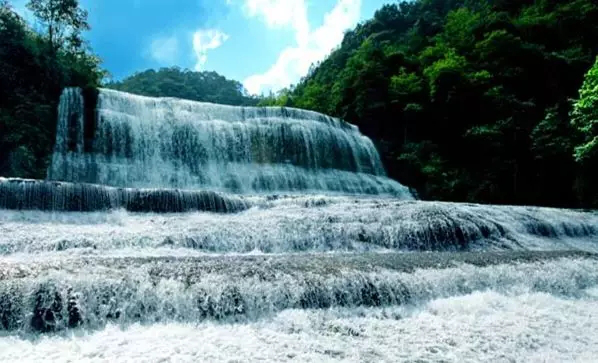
top-left (105, 68), bottom-right (260, 106)
top-left (261, 0), bottom-right (598, 208)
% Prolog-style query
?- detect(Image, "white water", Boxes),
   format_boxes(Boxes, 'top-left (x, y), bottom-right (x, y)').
top-left (1, 88), bottom-right (598, 361)
top-left (1, 198), bottom-right (596, 255)
top-left (47, 88), bottom-right (412, 196)
top-left (1, 253), bottom-right (597, 329)
top-left (1, 280), bottom-right (597, 362)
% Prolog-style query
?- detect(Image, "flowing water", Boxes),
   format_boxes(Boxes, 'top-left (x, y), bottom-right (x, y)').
top-left (48, 88), bottom-right (412, 196)
top-left (1, 88), bottom-right (597, 362)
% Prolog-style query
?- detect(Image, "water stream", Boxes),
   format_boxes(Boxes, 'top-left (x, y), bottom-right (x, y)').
top-left (0, 88), bottom-right (596, 362)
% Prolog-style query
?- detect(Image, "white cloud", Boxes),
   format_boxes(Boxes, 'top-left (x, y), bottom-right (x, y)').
top-left (242, 0), bottom-right (361, 95)
top-left (150, 36), bottom-right (179, 65)
top-left (192, 29), bottom-right (229, 71)
top-left (244, 0), bottom-right (309, 46)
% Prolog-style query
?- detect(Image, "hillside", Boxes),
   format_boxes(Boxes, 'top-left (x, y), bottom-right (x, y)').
top-left (105, 67), bottom-right (260, 106)
top-left (262, 0), bottom-right (598, 207)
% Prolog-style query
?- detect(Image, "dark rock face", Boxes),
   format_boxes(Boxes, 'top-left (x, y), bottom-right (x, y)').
top-left (31, 286), bottom-right (63, 333)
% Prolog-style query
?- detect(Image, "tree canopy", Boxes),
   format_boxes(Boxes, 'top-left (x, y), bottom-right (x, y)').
top-left (571, 56), bottom-right (598, 163)
top-left (26, 0), bottom-right (89, 52)
top-left (105, 67), bottom-right (260, 106)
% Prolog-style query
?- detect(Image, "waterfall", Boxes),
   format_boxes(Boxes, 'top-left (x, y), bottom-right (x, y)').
top-left (0, 177), bottom-right (250, 213)
top-left (0, 252), bottom-right (595, 331)
top-left (1, 87), bottom-right (597, 362)
top-left (1, 195), bottom-right (596, 253)
top-left (48, 88), bottom-right (413, 197)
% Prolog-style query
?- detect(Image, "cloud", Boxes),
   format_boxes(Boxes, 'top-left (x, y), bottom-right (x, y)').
top-left (242, 0), bottom-right (361, 95)
top-left (149, 36), bottom-right (179, 65)
top-left (192, 29), bottom-right (229, 71)
top-left (244, 0), bottom-right (309, 46)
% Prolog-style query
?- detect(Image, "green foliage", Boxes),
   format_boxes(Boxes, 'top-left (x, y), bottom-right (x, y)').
top-left (440, 7), bottom-right (481, 51)
top-left (258, 89), bottom-right (294, 107)
top-left (571, 57), bottom-right (598, 162)
top-left (105, 67), bottom-right (259, 106)
top-left (389, 68), bottom-right (423, 100)
top-left (26, 0), bottom-right (89, 52)
top-left (0, 0), bottom-right (102, 178)
top-left (276, 0), bottom-right (598, 207)
top-left (422, 49), bottom-right (467, 99)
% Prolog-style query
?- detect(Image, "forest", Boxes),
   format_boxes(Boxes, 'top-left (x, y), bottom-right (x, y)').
top-left (105, 68), bottom-right (260, 106)
top-left (261, 0), bottom-right (598, 207)
top-left (1, 0), bottom-right (597, 207)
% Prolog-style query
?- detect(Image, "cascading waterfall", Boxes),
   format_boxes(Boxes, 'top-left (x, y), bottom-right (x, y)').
top-left (1, 88), bottom-right (597, 362)
top-left (0, 177), bottom-right (250, 213)
top-left (48, 88), bottom-right (413, 196)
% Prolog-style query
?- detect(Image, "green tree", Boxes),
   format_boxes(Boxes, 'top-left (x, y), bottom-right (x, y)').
top-left (258, 88), bottom-right (294, 107)
top-left (105, 67), bottom-right (259, 106)
top-left (26, 0), bottom-right (90, 52)
top-left (571, 57), bottom-right (598, 163)
top-left (570, 57), bottom-right (598, 205)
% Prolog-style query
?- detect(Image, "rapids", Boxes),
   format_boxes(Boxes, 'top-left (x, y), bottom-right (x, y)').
top-left (0, 88), bottom-right (596, 362)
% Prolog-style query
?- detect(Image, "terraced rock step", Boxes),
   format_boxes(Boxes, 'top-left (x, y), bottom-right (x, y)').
top-left (1, 250), bottom-right (594, 280)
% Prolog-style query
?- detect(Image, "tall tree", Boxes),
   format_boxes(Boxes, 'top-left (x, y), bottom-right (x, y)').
top-left (570, 57), bottom-right (598, 205)
top-left (26, 0), bottom-right (89, 52)
top-left (571, 57), bottom-right (598, 163)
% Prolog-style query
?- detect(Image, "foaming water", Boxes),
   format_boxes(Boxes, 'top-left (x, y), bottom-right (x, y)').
top-left (1, 198), bottom-right (596, 255)
top-left (47, 88), bottom-right (412, 196)
top-left (1, 87), bottom-right (598, 360)
top-left (0, 253), bottom-right (596, 332)
top-left (0, 284), bottom-right (596, 362)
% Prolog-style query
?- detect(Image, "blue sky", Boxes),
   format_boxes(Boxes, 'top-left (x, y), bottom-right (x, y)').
top-left (12, 0), bottom-right (391, 94)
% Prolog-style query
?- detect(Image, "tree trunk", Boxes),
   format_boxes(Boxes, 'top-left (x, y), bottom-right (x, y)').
top-left (48, 2), bottom-right (56, 54)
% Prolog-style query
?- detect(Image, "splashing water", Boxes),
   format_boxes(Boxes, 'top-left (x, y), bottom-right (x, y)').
top-left (48, 88), bottom-right (413, 196)
top-left (0, 88), bottom-right (597, 362)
